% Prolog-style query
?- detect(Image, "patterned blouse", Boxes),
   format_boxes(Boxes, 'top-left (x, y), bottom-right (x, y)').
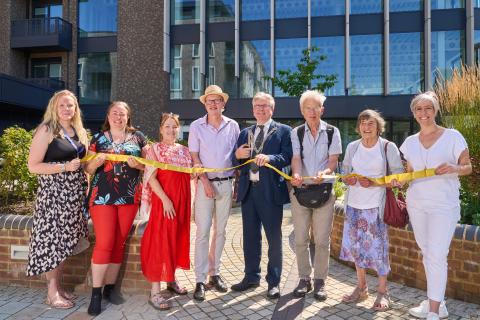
top-left (87, 130), bottom-right (147, 207)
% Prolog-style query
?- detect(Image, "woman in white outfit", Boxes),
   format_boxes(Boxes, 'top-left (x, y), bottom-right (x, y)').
top-left (400, 91), bottom-right (472, 320)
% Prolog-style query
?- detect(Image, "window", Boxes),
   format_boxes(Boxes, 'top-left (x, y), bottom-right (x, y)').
top-left (311, 36), bottom-right (345, 96)
top-left (240, 40), bottom-right (271, 98)
top-left (242, 0), bottom-right (270, 21)
top-left (475, 30), bottom-right (480, 64)
top-left (390, 0), bottom-right (423, 12)
top-left (312, 0), bottom-right (345, 16)
top-left (174, 45), bottom-right (183, 58)
top-left (32, 0), bottom-right (62, 18)
top-left (208, 41), bottom-right (235, 95)
top-left (276, 0), bottom-right (307, 19)
top-left (431, 0), bottom-right (464, 9)
top-left (208, 66), bottom-right (216, 86)
top-left (192, 44), bottom-right (199, 57)
top-left (77, 52), bottom-right (117, 104)
top-left (192, 66), bottom-right (200, 91)
top-left (209, 0), bottom-right (234, 22)
top-left (79, 0), bottom-right (117, 38)
top-left (431, 30), bottom-right (465, 83)
top-left (171, 0), bottom-right (200, 25)
top-left (275, 38), bottom-right (308, 97)
top-left (350, 34), bottom-right (383, 95)
top-left (351, 0), bottom-right (383, 14)
top-left (31, 58), bottom-right (62, 80)
top-left (390, 33), bottom-right (424, 94)
top-left (171, 67), bottom-right (182, 91)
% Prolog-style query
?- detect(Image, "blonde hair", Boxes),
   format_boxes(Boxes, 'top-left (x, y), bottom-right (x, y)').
top-left (102, 101), bottom-right (137, 133)
top-left (410, 91), bottom-right (440, 113)
top-left (38, 90), bottom-right (88, 147)
top-left (299, 90), bottom-right (327, 111)
top-left (252, 92), bottom-right (275, 108)
top-left (355, 109), bottom-right (386, 136)
top-left (159, 113), bottom-right (180, 142)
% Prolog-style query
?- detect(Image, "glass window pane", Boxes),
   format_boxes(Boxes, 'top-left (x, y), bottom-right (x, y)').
top-left (312, 0), bottom-right (345, 16)
top-left (79, 0), bottom-right (117, 38)
top-left (431, 30), bottom-right (465, 83)
top-left (390, 32), bottom-right (424, 94)
top-left (351, 0), bottom-right (383, 14)
top-left (50, 5), bottom-right (63, 18)
top-left (170, 44), bottom-right (199, 99)
top-left (172, 0), bottom-right (200, 25)
top-left (311, 36), bottom-right (345, 96)
top-left (350, 34), bottom-right (383, 95)
top-left (390, 0), bottom-right (422, 12)
top-left (209, 0), bottom-right (234, 22)
top-left (337, 120), bottom-right (358, 152)
top-left (77, 52), bottom-right (117, 104)
top-left (431, 0), bottom-right (464, 9)
top-left (392, 121), bottom-right (411, 146)
top-left (32, 64), bottom-right (48, 78)
top-left (208, 41), bottom-right (235, 96)
top-left (242, 0), bottom-right (269, 21)
top-left (274, 38), bottom-right (308, 97)
top-left (475, 0), bottom-right (480, 7)
top-left (240, 40), bottom-right (271, 98)
top-left (475, 30), bottom-right (480, 64)
top-left (276, 0), bottom-right (307, 19)
top-left (49, 64), bottom-right (62, 79)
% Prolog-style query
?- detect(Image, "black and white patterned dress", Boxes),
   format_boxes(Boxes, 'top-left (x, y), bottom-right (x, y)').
top-left (26, 135), bottom-right (88, 276)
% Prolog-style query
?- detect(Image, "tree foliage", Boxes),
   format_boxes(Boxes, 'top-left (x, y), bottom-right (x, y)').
top-left (265, 46), bottom-right (337, 97)
top-left (0, 126), bottom-right (37, 205)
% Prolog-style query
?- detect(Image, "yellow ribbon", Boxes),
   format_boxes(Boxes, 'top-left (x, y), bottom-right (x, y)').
top-left (81, 153), bottom-right (436, 185)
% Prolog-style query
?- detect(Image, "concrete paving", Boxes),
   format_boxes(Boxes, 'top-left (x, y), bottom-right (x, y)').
top-left (0, 208), bottom-right (479, 319)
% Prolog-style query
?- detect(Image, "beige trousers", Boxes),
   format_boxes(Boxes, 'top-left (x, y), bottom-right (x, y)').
top-left (290, 189), bottom-right (335, 280)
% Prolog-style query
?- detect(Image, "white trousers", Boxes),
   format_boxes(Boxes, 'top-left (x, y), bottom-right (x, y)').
top-left (194, 179), bottom-right (233, 283)
top-left (407, 204), bottom-right (459, 302)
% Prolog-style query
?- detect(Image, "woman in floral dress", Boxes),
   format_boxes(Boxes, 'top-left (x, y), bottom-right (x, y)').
top-left (84, 101), bottom-right (146, 316)
top-left (340, 109), bottom-right (403, 311)
top-left (140, 113), bottom-right (193, 310)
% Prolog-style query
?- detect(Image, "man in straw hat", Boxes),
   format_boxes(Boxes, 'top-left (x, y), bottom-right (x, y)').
top-left (188, 85), bottom-right (240, 301)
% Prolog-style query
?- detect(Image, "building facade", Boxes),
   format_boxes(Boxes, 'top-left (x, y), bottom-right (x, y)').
top-left (1, 0), bottom-right (480, 147)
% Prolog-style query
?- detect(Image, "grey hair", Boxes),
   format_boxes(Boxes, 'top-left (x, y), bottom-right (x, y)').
top-left (299, 90), bottom-right (327, 111)
top-left (252, 92), bottom-right (275, 108)
top-left (410, 91), bottom-right (440, 113)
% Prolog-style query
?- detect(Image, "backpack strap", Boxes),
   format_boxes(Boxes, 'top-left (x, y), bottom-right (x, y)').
top-left (297, 123), bottom-right (334, 161)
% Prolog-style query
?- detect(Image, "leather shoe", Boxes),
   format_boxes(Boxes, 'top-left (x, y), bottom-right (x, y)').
top-left (267, 285), bottom-right (280, 299)
top-left (209, 275), bottom-right (228, 292)
top-left (193, 283), bottom-right (206, 301)
top-left (293, 279), bottom-right (312, 297)
top-left (231, 278), bottom-right (260, 292)
top-left (313, 279), bottom-right (327, 301)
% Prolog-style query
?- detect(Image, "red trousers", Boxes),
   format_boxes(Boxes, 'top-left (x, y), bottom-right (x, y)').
top-left (90, 204), bottom-right (138, 264)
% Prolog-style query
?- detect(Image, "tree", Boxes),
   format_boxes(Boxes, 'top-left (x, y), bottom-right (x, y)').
top-left (265, 46), bottom-right (337, 97)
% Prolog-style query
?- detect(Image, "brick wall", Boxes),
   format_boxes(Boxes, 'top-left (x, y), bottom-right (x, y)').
top-left (330, 204), bottom-right (480, 305)
top-left (1, 207), bottom-right (479, 303)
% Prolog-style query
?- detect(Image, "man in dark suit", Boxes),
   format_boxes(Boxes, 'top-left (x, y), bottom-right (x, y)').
top-left (230, 92), bottom-right (292, 299)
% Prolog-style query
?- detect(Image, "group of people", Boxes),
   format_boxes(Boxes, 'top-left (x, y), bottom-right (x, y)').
top-left (26, 84), bottom-right (471, 320)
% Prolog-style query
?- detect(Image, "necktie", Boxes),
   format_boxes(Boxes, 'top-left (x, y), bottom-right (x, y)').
top-left (250, 125), bottom-right (264, 173)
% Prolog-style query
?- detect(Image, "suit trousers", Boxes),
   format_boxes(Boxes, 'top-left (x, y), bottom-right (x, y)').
top-left (241, 181), bottom-right (283, 286)
top-left (290, 189), bottom-right (335, 280)
top-left (407, 204), bottom-right (458, 302)
top-left (194, 179), bottom-right (233, 283)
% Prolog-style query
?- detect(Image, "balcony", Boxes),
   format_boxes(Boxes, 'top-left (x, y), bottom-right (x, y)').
top-left (0, 73), bottom-right (55, 111)
top-left (27, 78), bottom-right (65, 91)
top-left (10, 18), bottom-right (72, 51)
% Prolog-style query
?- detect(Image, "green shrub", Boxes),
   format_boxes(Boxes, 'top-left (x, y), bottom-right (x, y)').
top-left (0, 126), bottom-right (37, 206)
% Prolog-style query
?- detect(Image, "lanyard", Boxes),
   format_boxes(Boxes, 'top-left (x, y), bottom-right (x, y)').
top-left (62, 127), bottom-right (83, 158)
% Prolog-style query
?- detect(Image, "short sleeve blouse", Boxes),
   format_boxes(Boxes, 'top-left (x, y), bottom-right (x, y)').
top-left (400, 128), bottom-right (467, 210)
top-left (87, 130), bottom-right (147, 207)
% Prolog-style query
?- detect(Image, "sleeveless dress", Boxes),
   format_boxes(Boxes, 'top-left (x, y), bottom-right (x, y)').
top-left (140, 143), bottom-right (192, 282)
top-left (27, 134), bottom-right (88, 276)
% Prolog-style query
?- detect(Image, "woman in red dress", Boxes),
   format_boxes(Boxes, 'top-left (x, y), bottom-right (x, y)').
top-left (140, 113), bottom-right (193, 310)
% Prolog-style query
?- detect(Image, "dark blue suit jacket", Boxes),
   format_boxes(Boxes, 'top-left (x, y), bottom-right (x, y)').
top-left (233, 121), bottom-right (292, 206)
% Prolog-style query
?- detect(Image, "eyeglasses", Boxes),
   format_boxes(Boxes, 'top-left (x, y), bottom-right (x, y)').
top-left (253, 104), bottom-right (271, 109)
top-left (205, 98), bottom-right (224, 105)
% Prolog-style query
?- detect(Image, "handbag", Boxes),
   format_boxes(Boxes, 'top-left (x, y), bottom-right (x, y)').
top-left (293, 183), bottom-right (332, 208)
top-left (383, 141), bottom-right (409, 228)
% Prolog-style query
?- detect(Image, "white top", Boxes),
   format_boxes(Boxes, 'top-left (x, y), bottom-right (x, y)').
top-left (250, 119), bottom-right (273, 181)
top-left (400, 128), bottom-right (467, 211)
top-left (347, 140), bottom-right (385, 209)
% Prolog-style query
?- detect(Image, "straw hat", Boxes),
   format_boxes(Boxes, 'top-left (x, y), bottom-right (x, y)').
top-left (199, 85), bottom-right (229, 104)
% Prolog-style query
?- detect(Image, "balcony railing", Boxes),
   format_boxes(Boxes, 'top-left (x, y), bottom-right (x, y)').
top-left (10, 18), bottom-right (72, 51)
top-left (27, 78), bottom-right (65, 91)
